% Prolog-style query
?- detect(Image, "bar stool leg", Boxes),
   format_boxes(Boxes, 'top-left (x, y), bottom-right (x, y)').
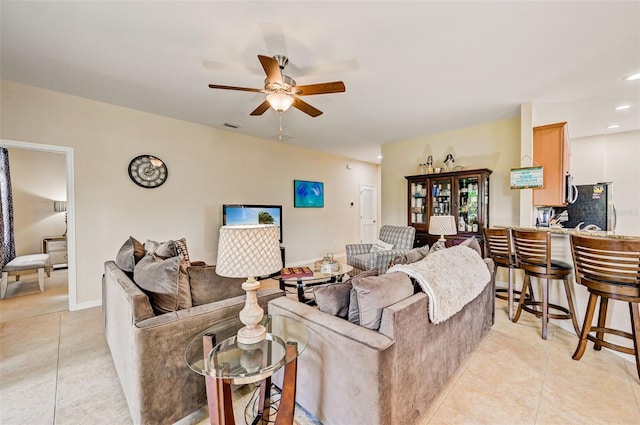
top-left (594, 297), bottom-right (609, 351)
top-left (542, 279), bottom-right (549, 340)
top-left (562, 277), bottom-right (581, 336)
top-left (513, 274), bottom-right (530, 323)
top-left (573, 293), bottom-right (598, 361)
top-left (630, 302), bottom-right (640, 380)
top-left (508, 267), bottom-right (514, 320)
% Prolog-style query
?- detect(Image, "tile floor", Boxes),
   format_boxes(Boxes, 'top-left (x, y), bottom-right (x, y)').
top-left (1, 278), bottom-right (639, 424)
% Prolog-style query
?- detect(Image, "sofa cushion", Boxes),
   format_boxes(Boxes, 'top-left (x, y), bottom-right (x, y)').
top-left (115, 236), bottom-right (145, 273)
top-left (133, 253), bottom-right (192, 314)
top-left (187, 264), bottom-right (245, 306)
top-left (312, 268), bottom-right (378, 320)
top-left (174, 238), bottom-right (191, 267)
top-left (370, 238), bottom-right (394, 252)
top-left (351, 272), bottom-right (413, 330)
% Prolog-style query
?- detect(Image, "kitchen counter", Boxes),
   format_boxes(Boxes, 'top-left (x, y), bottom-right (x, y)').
top-left (496, 225), bottom-right (640, 240)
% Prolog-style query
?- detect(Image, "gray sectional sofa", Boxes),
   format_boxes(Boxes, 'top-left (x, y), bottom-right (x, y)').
top-left (269, 246), bottom-right (495, 425)
top-left (102, 259), bottom-right (283, 425)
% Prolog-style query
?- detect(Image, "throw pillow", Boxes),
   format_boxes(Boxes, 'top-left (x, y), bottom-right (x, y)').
top-left (351, 272), bottom-right (414, 330)
top-left (428, 240), bottom-right (447, 254)
top-left (346, 268), bottom-right (380, 325)
top-left (133, 253), bottom-right (193, 314)
top-left (460, 236), bottom-right (483, 257)
top-left (388, 245), bottom-right (429, 268)
top-left (188, 264), bottom-right (245, 306)
top-left (313, 281), bottom-right (353, 319)
top-left (370, 239), bottom-right (394, 253)
top-left (174, 238), bottom-right (191, 267)
top-left (154, 240), bottom-right (178, 259)
top-left (115, 236), bottom-right (145, 272)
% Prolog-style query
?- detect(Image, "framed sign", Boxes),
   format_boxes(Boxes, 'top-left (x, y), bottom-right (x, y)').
top-left (510, 166), bottom-right (543, 189)
top-left (294, 180), bottom-right (324, 208)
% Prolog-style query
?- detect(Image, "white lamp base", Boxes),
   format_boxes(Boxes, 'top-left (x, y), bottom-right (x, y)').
top-left (237, 277), bottom-right (266, 345)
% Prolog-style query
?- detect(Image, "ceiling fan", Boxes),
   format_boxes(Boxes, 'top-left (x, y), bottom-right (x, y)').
top-left (208, 55), bottom-right (346, 117)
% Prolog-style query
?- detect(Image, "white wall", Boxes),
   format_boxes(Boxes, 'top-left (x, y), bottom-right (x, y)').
top-left (8, 149), bottom-right (67, 255)
top-left (0, 80), bottom-right (379, 306)
top-left (381, 117), bottom-right (522, 228)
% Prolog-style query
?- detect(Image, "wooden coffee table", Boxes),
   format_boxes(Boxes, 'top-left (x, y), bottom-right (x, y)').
top-left (278, 264), bottom-right (353, 304)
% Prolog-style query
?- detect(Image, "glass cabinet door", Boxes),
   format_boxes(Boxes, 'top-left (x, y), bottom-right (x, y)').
top-left (457, 176), bottom-right (480, 233)
top-left (410, 181), bottom-right (427, 225)
top-left (431, 178), bottom-right (453, 216)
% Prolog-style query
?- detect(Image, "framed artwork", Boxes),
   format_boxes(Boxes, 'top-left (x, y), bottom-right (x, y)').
top-left (294, 180), bottom-right (324, 208)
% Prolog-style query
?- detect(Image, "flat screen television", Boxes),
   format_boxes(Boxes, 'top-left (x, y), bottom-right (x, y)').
top-left (222, 204), bottom-right (283, 243)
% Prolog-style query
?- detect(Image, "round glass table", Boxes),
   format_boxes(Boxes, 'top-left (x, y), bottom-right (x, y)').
top-left (184, 315), bottom-right (309, 425)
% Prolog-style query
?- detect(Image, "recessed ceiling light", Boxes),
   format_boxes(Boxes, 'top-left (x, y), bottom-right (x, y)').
top-left (607, 124), bottom-right (620, 129)
top-left (615, 104), bottom-right (631, 110)
top-left (377, 155), bottom-right (383, 159)
top-left (625, 73), bottom-right (640, 81)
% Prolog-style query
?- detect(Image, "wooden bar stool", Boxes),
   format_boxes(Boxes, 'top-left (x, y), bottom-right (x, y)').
top-left (570, 234), bottom-right (640, 380)
top-left (483, 228), bottom-right (532, 320)
top-left (512, 229), bottom-right (581, 340)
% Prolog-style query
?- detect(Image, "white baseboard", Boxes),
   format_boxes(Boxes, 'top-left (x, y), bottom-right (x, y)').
top-left (72, 298), bottom-right (101, 311)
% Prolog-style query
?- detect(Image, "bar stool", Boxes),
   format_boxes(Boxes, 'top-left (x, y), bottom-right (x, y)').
top-left (483, 228), bottom-right (532, 320)
top-left (570, 234), bottom-right (640, 380)
top-left (512, 229), bottom-right (581, 339)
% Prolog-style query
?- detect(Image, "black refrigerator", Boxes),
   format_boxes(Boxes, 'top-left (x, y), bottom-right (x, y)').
top-left (562, 183), bottom-right (615, 231)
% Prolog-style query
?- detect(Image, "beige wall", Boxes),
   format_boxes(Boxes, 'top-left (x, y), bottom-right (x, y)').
top-left (8, 149), bottom-right (67, 255)
top-left (0, 80), bottom-right (379, 307)
top-left (381, 117), bottom-right (522, 228)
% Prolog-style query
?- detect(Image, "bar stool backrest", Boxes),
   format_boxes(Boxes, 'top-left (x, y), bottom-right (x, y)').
top-left (512, 230), bottom-right (552, 275)
top-left (570, 234), bottom-right (640, 300)
top-left (483, 228), bottom-right (515, 268)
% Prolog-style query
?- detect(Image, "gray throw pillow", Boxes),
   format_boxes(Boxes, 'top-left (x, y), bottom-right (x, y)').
top-left (314, 281), bottom-right (353, 319)
top-left (115, 236), bottom-right (145, 272)
top-left (347, 268), bottom-right (380, 324)
top-left (133, 254), bottom-right (192, 314)
top-left (389, 245), bottom-right (429, 268)
top-left (188, 265), bottom-right (245, 306)
top-left (351, 272), bottom-right (414, 330)
top-left (460, 236), bottom-right (483, 257)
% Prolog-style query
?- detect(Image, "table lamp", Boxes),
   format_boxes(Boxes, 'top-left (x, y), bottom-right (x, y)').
top-left (216, 224), bottom-right (282, 345)
top-left (53, 201), bottom-right (68, 236)
top-left (429, 215), bottom-right (457, 245)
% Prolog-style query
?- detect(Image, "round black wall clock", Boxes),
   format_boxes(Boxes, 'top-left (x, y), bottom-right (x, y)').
top-left (128, 155), bottom-right (168, 188)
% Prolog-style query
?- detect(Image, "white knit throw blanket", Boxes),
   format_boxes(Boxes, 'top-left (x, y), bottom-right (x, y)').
top-left (388, 245), bottom-right (491, 324)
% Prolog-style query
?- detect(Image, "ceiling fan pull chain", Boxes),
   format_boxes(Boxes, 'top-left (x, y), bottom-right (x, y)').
top-left (278, 113), bottom-right (283, 141)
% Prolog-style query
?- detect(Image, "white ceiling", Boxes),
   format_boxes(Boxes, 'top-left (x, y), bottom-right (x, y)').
top-left (1, 1), bottom-right (639, 164)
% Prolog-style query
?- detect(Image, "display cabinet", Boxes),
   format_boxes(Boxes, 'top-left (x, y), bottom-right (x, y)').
top-left (406, 168), bottom-right (492, 252)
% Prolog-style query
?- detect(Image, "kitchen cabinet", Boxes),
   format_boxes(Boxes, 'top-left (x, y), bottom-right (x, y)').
top-left (406, 168), bottom-right (492, 252)
top-left (42, 236), bottom-right (67, 268)
top-left (533, 122), bottom-right (570, 206)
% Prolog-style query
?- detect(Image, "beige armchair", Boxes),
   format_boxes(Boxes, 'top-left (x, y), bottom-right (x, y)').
top-left (345, 225), bottom-right (416, 274)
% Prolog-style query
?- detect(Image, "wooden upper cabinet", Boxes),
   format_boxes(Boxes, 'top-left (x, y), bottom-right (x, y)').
top-left (533, 122), bottom-right (570, 206)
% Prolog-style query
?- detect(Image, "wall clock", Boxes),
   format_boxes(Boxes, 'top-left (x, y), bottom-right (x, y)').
top-left (128, 155), bottom-right (168, 188)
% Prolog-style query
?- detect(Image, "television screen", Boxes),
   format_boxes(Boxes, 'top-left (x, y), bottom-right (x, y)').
top-left (222, 204), bottom-right (283, 243)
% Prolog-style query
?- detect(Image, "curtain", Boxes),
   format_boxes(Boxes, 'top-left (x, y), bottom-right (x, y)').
top-left (0, 147), bottom-right (16, 268)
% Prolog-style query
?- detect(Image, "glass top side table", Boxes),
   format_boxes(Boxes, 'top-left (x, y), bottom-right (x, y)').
top-left (184, 315), bottom-right (309, 425)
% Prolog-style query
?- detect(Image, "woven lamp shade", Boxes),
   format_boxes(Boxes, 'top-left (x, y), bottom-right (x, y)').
top-left (53, 201), bottom-right (67, 213)
top-left (216, 225), bottom-right (282, 278)
top-left (428, 215), bottom-right (457, 236)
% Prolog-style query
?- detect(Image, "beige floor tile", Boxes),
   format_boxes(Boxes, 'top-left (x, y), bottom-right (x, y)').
top-left (0, 269), bottom-right (68, 323)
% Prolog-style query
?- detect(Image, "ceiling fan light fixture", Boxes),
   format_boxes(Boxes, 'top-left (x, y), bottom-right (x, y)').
top-left (267, 93), bottom-right (294, 113)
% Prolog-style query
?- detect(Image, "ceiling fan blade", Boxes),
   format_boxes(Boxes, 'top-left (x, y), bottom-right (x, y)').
top-left (250, 100), bottom-right (271, 116)
top-left (296, 81), bottom-right (346, 96)
top-left (258, 55), bottom-right (283, 85)
top-left (208, 84), bottom-right (263, 93)
top-left (292, 98), bottom-right (323, 117)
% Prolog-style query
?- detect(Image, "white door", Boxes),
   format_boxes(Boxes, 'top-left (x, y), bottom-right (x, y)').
top-left (359, 185), bottom-right (377, 243)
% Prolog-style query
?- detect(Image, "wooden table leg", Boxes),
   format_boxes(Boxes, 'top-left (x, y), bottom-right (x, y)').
top-left (275, 342), bottom-right (298, 425)
top-left (204, 334), bottom-right (235, 425)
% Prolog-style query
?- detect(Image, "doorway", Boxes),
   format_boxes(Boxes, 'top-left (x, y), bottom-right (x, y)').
top-left (359, 184), bottom-right (377, 243)
top-left (0, 139), bottom-right (76, 312)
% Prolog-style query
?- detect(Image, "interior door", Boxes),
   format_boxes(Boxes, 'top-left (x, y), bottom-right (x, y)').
top-left (359, 184), bottom-right (377, 243)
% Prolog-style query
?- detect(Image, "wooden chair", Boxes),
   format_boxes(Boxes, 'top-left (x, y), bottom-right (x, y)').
top-left (570, 234), bottom-right (640, 380)
top-left (483, 227), bottom-right (532, 320)
top-left (512, 230), bottom-right (580, 339)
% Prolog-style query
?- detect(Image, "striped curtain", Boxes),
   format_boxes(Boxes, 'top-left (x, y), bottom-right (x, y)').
top-left (0, 147), bottom-right (16, 268)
